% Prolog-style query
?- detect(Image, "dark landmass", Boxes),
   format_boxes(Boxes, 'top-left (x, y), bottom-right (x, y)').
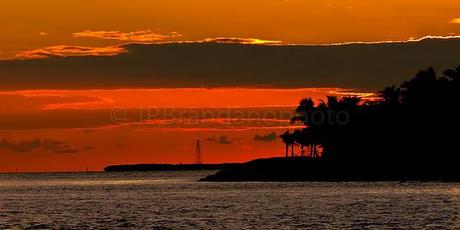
top-left (200, 157), bottom-right (460, 182)
top-left (104, 163), bottom-right (240, 172)
top-left (202, 65), bottom-right (460, 182)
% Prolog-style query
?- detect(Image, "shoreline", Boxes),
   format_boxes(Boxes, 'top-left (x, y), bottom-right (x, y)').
top-left (200, 157), bottom-right (460, 182)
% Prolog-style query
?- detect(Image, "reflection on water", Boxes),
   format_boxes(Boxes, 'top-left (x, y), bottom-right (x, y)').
top-left (1, 171), bottom-right (459, 229)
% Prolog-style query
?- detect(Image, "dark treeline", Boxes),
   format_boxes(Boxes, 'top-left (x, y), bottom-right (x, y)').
top-left (278, 65), bottom-right (460, 178)
top-left (202, 65), bottom-right (460, 181)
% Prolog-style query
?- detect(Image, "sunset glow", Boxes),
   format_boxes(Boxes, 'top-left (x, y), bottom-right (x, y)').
top-left (1, 0), bottom-right (460, 59)
top-left (1, 0), bottom-right (460, 172)
top-left (0, 88), bottom-right (370, 172)
top-left (2, 1), bottom-right (460, 229)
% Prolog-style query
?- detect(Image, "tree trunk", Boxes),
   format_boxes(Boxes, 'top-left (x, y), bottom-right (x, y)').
top-left (285, 144), bottom-right (288, 158)
top-left (291, 144), bottom-right (294, 158)
top-left (313, 144), bottom-right (317, 158)
top-left (309, 144), bottom-right (313, 158)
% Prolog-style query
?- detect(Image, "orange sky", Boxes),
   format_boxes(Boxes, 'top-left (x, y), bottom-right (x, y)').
top-left (1, 0), bottom-right (459, 172)
top-left (0, 88), bottom-right (372, 110)
top-left (1, 0), bottom-right (460, 59)
top-left (0, 88), bottom-right (371, 172)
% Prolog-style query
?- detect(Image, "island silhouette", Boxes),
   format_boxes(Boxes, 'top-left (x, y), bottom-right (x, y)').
top-left (105, 65), bottom-right (460, 182)
top-left (201, 65), bottom-right (460, 181)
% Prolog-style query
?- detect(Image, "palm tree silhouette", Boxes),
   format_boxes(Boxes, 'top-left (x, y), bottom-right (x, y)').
top-left (379, 85), bottom-right (401, 105)
top-left (271, 65), bottom-right (460, 182)
top-left (280, 131), bottom-right (294, 158)
top-left (293, 129), bottom-right (309, 157)
top-left (292, 98), bottom-right (315, 125)
top-left (444, 65), bottom-right (460, 81)
top-left (340, 96), bottom-right (361, 108)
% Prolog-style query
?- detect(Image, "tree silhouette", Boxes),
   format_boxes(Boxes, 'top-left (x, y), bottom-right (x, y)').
top-left (379, 85), bottom-right (401, 105)
top-left (279, 131), bottom-right (294, 158)
top-left (205, 64), bottom-right (460, 182)
top-left (444, 65), bottom-right (460, 81)
top-left (279, 65), bottom-right (460, 176)
top-left (204, 64), bottom-right (460, 182)
top-left (291, 97), bottom-right (315, 125)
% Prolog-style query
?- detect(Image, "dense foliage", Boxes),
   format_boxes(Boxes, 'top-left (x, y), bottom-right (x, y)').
top-left (282, 65), bottom-right (460, 169)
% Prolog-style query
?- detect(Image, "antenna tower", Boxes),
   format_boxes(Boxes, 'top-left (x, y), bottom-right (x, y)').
top-left (194, 140), bottom-right (202, 164)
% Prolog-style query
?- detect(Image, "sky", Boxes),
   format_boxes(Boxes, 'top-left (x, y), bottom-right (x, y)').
top-left (1, 0), bottom-right (460, 172)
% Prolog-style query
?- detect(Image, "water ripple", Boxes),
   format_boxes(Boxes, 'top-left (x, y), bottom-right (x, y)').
top-left (1, 172), bottom-right (459, 229)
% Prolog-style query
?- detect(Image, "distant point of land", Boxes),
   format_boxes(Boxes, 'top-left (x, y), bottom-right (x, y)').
top-left (104, 163), bottom-right (239, 172)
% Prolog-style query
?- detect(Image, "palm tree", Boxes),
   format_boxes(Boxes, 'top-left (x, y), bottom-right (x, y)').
top-left (326, 96), bottom-right (339, 109)
top-left (402, 67), bottom-right (437, 90)
top-left (291, 98), bottom-right (315, 125)
top-left (280, 131), bottom-right (294, 158)
top-left (443, 65), bottom-right (460, 81)
top-left (293, 129), bottom-right (309, 157)
top-left (379, 85), bottom-right (401, 105)
top-left (340, 96), bottom-right (361, 108)
top-left (400, 67), bottom-right (438, 105)
top-left (303, 129), bottom-right (315, 158)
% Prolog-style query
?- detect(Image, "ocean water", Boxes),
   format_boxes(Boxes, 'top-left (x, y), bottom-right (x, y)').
top-left (0, 171), bottom-right (459, 229)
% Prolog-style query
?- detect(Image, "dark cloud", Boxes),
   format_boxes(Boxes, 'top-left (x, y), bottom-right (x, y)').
top-left (205, 135), bottom-right (233, 144)
top-left (2, 38), bottom-right (460, 90)
top-left (0, 138), bottom-right (93, 153)
top-left (254, 132), bottom-right (278, 142)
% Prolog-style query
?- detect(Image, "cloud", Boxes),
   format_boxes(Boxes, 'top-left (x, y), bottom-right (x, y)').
top-left (0, 138), bottom-right (93, 153)
top-left (205, 135), bottom-right (233, 144)
top-left (0, 104), bottom-right (299, 130)
top-left (14, 45), bottom-right (125, 59)
top-left (450, 18), bottom-right (460, 24)
top-left (2, 37), bottom-right (460, 90)
top-left (73, 30), bottom-right (181, 42)
top-left (254, 132), bottom-right (278, 142)
top-left (0, 93), bottom-right (104, 112)
top-left (202, 37), bottom-right (282, 45)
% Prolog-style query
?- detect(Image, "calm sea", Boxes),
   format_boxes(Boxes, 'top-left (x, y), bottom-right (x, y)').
top-left (0, 171), bottom-right (459, 229)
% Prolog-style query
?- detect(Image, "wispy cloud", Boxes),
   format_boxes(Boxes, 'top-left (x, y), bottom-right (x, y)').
top-left (202, 37), bottom-right (282, 45)
top-left (131, 126), bottom-right (305, 132)
top-left (253, 132), bottom-right (278, 142)
top-left (0, 138), bottom-right (93, 153)
top-left (450, 18), bottom-right (460, 24)
top-left (407, 35), bottom-right (460, 42)
top-left (15, 45), bottom-right (125, 59)
top-left (73, 30), bottom-right (181, 42)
